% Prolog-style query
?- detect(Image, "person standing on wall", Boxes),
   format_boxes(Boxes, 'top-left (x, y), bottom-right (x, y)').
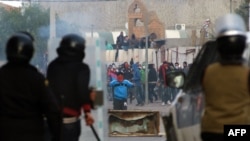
top-left (47, 34), bottom-right (95, 141)
top-left (115, 31), bottom-right (124, 62)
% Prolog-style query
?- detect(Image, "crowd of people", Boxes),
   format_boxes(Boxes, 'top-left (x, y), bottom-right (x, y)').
top-left (107, 58), bottom-right (190, 110)
top-left (105, 31), bottom-right (156, 62)
top-left (111, 31), bottom-right (155, 50)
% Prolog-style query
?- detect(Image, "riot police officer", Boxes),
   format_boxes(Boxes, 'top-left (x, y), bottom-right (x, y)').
top-left (47, 34), bottom-right (94, 141)
top-left (201, 14), bottom-right (250, 141)
top-left (0, 32), bottom-right (62, 141)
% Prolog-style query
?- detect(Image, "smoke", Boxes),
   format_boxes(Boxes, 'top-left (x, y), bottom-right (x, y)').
top-left (55, 6), bottom-right (103, 33)
top-left (40, 8), bottom-right (107, 87)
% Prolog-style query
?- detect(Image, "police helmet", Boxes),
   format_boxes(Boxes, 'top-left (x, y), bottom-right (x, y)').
top-left (57, 34), bottom-right (85, 59)
top-left (215, 14), bottom-right (247, 60)
top-left (6, 33), bottom-right (34, 63)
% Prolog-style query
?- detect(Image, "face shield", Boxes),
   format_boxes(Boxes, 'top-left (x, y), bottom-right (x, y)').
top-left (215, 13), bottom-right (246, 38)
top-left (215, 13), bottom-right (247, 62)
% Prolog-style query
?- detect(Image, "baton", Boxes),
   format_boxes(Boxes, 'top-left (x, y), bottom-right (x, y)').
top-left (90, 124), bottom-right (101, 141)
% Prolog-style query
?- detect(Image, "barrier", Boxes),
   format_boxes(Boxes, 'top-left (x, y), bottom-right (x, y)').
top-left (108, 110), bottom-right (160, 137)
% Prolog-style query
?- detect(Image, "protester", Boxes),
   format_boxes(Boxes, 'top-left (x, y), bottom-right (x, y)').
top-left (122, 35), bottom-right (129, 53)
top-left (158, 61), bottom-right (172, 105)
top-left (182, 61), bottom-right (189, 76)
top-left (109, 72), bottom-right (134, 110)
top-left (0, 32), bottom-right (61, 141)
top-left (47, 34), bottom-right (95, 141)
top-left (132, 63), bottom-right (144, 106)
top-left (129, 33), bottom-right (139, 50)
top-left (139, 63), bottom-right (146, 102)
top-left (116, 31), bottom-right (124, 49)
top-left (120, 62), bottom-right (134, 103)
top-left (148, 64), bottom-right (158, 102)
top-left (107, 64), bottom-right (117, 101)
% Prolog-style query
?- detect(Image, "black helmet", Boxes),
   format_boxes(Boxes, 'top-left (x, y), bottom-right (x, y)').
top-left (57, 34), bottom-right (85, 59)
top-left (6, 33), bottom-right (34, 63)
top-left (215, 14), bottom-right (247, 61)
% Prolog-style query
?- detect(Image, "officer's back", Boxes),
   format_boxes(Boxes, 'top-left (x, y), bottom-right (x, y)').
top-left (0, 32), bottom-right (61, 141)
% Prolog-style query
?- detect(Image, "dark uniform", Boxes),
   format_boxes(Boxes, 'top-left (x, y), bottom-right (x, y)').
top-left (47, 58), bottom-right (92, 117)
top-left (47, 34), bottom-right (93, 141)
top-left (0, 33), bottom-right (61, 141)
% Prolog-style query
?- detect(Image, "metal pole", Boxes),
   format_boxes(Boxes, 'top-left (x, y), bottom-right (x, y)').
top-left (230, 0), bottom-right (232, 13)
top-left (145, 36), bottom-right (148, 104)
top-left (176, 47), bottom-right (178, 63)
top-left (166, 49), bottom-right (169, 62)
top-left (91, 24), bottom-right (94, 38)
top-left (145, 16), bottom-right (149, 105)
top-left (155, 50), bottom-right (158, 71)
